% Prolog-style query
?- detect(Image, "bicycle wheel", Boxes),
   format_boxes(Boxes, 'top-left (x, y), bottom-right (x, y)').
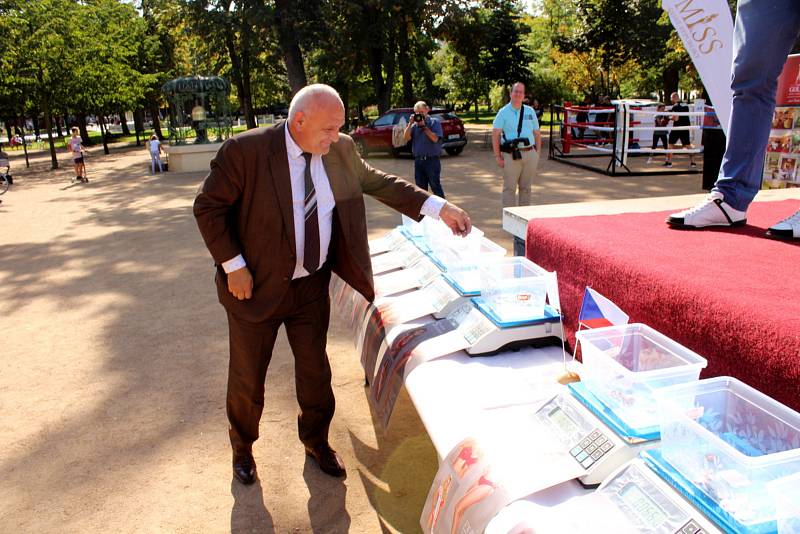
top-left (0, 175), bottom-right (9, 195)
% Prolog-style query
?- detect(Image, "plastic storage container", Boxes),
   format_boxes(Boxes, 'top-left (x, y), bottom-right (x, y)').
top-left (577, 324), bottom-right (707, 435)
top-left (430, 237), bottom-right (506, 272)
top-left (657, 376), bottom-right (800, 529)
top-left (477, 257), bottom-right (548, 323)
top-left (769, 472), bottom-right (800, 534)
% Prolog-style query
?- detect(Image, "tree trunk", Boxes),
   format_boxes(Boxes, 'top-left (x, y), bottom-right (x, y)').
top-left (663, 67), bottom-right (679, 103)
top-left (397, 16), bottom-right (414, 106)
top-left (274, 0), bottom-right (308, 95)
top-left (119, 109), bottom-right (131, 135)
top-left (99, 114), bottom-right (110, 155)
top-left (368, 40), bottom-right (396, 114)
top-left (224, 31), bottom-right (256, 129)
top-left (77, 112), bottom-right (91, 145)
top-left (4, 120), bottom-right (12, 143)
top-left (133, 109), bottom-right (144, 146)
top-left (473, 100), bottom-right (479, 121)
top-left (32, 113), bottom-right (40, 139)
top-left (149, 100), bottom-right (164, 140)
top-left (42, 95), bottom-right (58, 169)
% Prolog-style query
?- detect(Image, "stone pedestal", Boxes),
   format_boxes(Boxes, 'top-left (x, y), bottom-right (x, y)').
top-left (165, 142), bottom-right (222, 173)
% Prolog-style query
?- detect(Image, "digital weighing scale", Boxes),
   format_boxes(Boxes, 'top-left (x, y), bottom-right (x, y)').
top-left (449, 298), bottom-right (563, 356)
top-left (534, 382), bottom-right (660, 486)
top-left (561, 457), bottom-right (723, 534)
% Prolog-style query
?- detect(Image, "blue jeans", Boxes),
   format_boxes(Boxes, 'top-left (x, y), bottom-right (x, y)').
top-left (714, 0), bottom-right (800, 211)
top-left (414, 156), bottom-right (445, 198)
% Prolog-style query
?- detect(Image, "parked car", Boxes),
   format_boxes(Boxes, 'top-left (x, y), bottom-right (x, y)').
top-left (349, 107), bottom-right (467, 157)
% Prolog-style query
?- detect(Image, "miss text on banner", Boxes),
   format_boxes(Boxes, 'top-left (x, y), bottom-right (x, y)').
top-left (663, 0), bottom-right (734, 135)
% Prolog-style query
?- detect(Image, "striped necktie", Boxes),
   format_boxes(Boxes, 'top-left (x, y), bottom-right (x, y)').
top-left (302, 152), bottom-right (320, 274)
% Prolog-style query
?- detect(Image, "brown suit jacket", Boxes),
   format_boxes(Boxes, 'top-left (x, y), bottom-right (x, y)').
top-left (194, 123), bottom-right (431, 323)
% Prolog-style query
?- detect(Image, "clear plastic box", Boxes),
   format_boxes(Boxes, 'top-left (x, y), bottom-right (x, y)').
top-left (769, 472), bottom-right (800, 534)
top-left (477, 257), bottom-right (548, 322)
top-left (657, 376), bottom-right (800, 528)
top-left (577, 324), bottom-right (707, 434)
top-left (430, 237), bottom-right (506, 272)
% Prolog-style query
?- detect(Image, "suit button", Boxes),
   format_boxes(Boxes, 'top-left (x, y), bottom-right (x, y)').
top-left (283, 276), bottom-right (289, 281)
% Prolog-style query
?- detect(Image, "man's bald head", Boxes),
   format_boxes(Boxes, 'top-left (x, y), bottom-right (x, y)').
top-left (288, 84), bottom-right (344, 121)
top-left (287, 84), bottom-right (346, 155)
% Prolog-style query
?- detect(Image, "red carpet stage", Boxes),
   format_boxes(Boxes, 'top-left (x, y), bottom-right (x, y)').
top-left (525, 199), bottom-right (800, 411)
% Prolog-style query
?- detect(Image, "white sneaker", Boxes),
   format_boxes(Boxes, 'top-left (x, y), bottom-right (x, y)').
top-left (646, 157), bottom-right (653, 164)
top-left (767, 208), bottom-right (800, 239)
top-left (666, 191), bottom-right (747, 229)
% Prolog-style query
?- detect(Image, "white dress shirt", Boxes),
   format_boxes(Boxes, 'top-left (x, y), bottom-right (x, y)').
top-left (222, 125), bottom-right (446, 277)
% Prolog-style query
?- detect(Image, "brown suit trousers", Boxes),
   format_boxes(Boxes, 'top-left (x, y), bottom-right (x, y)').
top-left (226, 265), bottom-right (333, 453)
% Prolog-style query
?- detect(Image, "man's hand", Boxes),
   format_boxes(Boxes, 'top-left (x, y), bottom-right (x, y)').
top-left (495, 154), bottom-right (504, 168)
top-left (227, 266), bottom-right (253, 300)
top-left (439, 202), bottom-right (472, 237)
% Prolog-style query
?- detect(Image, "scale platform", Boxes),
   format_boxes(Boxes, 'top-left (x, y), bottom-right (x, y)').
top-left (568, 382), bottom-right (661, 443)
top-left (642, 450), bottom-right (779, 534)
top-left (460, 300), bottom-right (563, 355)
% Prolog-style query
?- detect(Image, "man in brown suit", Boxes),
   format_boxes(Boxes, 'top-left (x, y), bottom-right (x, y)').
top-left (194, 84), bottom-right (471, 485)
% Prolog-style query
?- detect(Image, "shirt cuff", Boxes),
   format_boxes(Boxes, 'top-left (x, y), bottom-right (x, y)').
top-left (222, 254), bottom-right (247, 274)
top-left (420, 195), bottom-right (446, 219)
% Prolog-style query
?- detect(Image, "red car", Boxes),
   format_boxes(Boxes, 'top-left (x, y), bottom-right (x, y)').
top-left (350, 107), bottom-right (467, 157)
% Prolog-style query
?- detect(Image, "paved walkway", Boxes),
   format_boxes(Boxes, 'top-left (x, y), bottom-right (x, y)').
top-left (0, 128), bottom-right (705, 533)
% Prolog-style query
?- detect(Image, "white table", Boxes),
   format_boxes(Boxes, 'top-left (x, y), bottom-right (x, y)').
top-left (403, 343), bottom-right (591, 531)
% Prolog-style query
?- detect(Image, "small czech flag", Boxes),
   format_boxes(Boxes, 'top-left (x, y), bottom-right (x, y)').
top-left (578, 287), bottom-right (629, 329)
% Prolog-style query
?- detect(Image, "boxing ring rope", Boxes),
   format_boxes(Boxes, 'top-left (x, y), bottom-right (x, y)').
top-left (549, 101), bottom-right (713, 176)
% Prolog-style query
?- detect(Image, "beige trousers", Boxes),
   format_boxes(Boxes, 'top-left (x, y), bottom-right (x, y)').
top-left (502, 148), bottom-right (539, 208)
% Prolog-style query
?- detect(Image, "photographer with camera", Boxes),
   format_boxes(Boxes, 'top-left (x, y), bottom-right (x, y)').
top-left (492, 82), bottom-right (542, 208)
top-left (403, 101), bottom-right (445, 198)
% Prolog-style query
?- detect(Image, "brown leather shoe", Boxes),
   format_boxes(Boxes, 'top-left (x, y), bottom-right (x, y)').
top-left (304, 443), bottom-right (346, 477)
top-left (233, 450), bottom-right (257, 485)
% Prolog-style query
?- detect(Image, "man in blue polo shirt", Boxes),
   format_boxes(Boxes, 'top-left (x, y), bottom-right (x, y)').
top-left (492, 82), bottom-right (542, 208)
top-left (404, 100), bottom-right (445, 198)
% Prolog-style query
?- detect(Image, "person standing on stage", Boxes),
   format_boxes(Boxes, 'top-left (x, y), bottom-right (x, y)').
top-left (667, 0), bottom-right (800, 239)
top-left (194, 84), bottom-right (472, 486)
top-left (492, 82), bottom-right (542, 208)
top-left (403, 100), bottom-right (445, 198)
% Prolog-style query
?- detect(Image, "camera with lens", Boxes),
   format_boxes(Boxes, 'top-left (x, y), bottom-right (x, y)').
top-left (413, 113), bottom-right (424, 123)
top-left (500, 137), bottom-right (530, 160)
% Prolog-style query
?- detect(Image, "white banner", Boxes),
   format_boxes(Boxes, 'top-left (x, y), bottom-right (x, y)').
top-left (663, 0), bottom-right (734, 135)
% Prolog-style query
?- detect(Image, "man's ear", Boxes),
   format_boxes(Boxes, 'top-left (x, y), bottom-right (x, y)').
top-left (293, 111), bottom-right (305, 132)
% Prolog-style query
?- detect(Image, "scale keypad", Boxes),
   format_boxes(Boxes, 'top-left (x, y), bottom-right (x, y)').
top-left (676, 520), bottom-right (706, 534)
top-left (569, 430), bottom-right (613, 469)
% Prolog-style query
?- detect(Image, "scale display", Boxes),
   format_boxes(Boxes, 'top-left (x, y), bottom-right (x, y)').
top-left (535, 391), bottom-right (657, 486)
top-left (620, 482), bottom-right (669, 528)
top-left (595, 460), bottom-right (719, 534)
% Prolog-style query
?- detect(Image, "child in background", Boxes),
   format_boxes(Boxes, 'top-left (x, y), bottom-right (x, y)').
top-left (147, 134), bottom-right (164, 174)
top-left (67, 127), bottom-right (88, 183)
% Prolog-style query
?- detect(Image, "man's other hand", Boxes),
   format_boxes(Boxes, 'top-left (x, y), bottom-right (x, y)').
top-left (227, 266), bottom-right (253, 300)
top-left (440, 202), bottom-right (472, 237)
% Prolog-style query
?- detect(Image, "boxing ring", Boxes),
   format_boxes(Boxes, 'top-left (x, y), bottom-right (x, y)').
top-left (548, 100), bottom-right (714, 176)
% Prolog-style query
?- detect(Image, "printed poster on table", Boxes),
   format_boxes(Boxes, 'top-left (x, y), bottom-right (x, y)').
top-left (764, 54), bottom-right (800, 189)
top-left (420, 410), bottom-right (585, 534)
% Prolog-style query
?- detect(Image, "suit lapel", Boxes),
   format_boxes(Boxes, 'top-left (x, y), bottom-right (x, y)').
top-left (268, 122), bottom-right (296, 253)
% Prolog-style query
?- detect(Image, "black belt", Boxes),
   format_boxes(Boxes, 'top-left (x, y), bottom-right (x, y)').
top-left (414, 155), bottom-right (440, 160)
